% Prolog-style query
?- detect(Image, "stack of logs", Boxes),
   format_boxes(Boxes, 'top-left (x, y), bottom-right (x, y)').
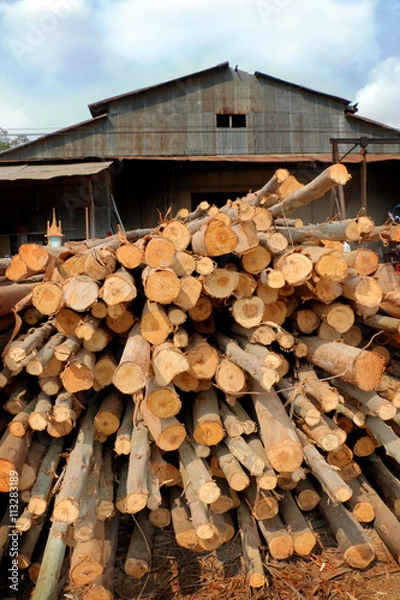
top-left (1, 163), bottom-right (400, 598)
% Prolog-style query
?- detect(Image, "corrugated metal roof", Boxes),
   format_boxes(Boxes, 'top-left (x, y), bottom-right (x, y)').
top-left (0, 161), bottom-right (112, 181)
top-left (83, 154), bottom-right (400, 163)
top-left (88, 62), bottom-right (230, 117)
top-left (254, 71), bottom-right (351, 105)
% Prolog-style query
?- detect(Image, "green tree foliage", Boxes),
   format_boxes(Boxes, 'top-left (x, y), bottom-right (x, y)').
top-left (0, 127), bottom-right (29, 152)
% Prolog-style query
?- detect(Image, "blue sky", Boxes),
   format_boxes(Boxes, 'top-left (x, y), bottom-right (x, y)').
top-left (0, 0), bottom-right (399, 139)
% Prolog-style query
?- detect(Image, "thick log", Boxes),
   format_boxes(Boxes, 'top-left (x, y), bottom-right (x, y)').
top-left (318, 490), bottom-right (375, 569)
top-left (178, 439), bottom-right (220, 504)
top-left (293, 478), bottom-right (320, 511)
top-left (190, 217), bottom-right (238, 257)
top-left (60, 348), bottom-right (95, 393)
top-left (93, 349), bottom-right (118, 391)
top-left (334, 379), bottom-right (396, 421)
top-left (344, 248), bottom-right (379, 276)
top-left (31, 522), bottom-right (69, 600)
top-left (364, 454), bottom-right (400, 518)
top-left (258, 514), bottom-right (293, 560)
top-left (114, 400), bottom-right (134, 456)
top-left (251, 380), bottom-right (303, 473)
top-left (152, 342), bottom-right (189, 387)
top-left (169, 487), bottom-right (199, 551)
top-left (112, 323), bottom-right (150, 394)
top-left (140, 300), bottom-right (173, 345)
top-left (302, 246), bottom-right (348, 282)
top-left (302, 336), bottom-right (384, 391)
top-left (52, 402), bottom-right (97, 523)
top-left (192, 388), bottom-right (224, 446)
top-left (144, 235), bottom-right (176, 268)
top-left (341, 273), bottom-right (383, 309)
top-left (366, 416), bottom-right (400, 467)
top-left (243, 479), bottom-right (278, 520)
top-left (297, 366), bottom-right (342, 412)
top-left (62, 275), bottom-right (100, 312)
top-left (202, 267), bottom-right (239, 299)
top-left (212, 443), bottom-right (250, 491)
top-left (346, 478), bottom-right (375, 523)
top-left (84, 248), bottom-right (116, 280)
top-left (115, 239), bottom-right (144, 270)
top-left (99, 268), bottom-right (137, 306)
top-left (274, 251), bottom-right (313, 286)
top-left (125, 419), bottom-right (150, 514)
top-left (146, 379), bottom-right (181, 419)
top-left (69, 520), bottom-right (104, 586)
top-left (298, 431), bottom-right (352, 503)
top-left (279, 491), bottom-right (316, 556)
top-left (84, 512), bottom-right (120, 600)
top-left (94, 388), bottom-right (124, 436)
top-left (237, 501), bottom-right (266, 589)
top-left (124, 509), bottom-right (154, 578)
top-left (269, 164), bottom-right (351, 218)
top-left (142, 266), bottom-right (180, 304)
top-left (224, 435), bottom-right (265, 476)
top-left (140, 398), bottom-right (186, 452)
top-left (5, 320), bottom-right (54, 369)
top-left (0, 428), bottom-right (31, 492)
top-left (309, 300), bottom-right (354, 334)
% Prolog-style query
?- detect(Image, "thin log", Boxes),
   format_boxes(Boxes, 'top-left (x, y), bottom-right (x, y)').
top-left (124, 509), bottom-right (154, 578)
top-left (112, 323), bottom-right (150, 394)
top-left (279, 491), bottom-right (316, 556)
top-left (237, 501), bottom-right (266, 589)
top-left (31, 522), bottom-right (69, 600)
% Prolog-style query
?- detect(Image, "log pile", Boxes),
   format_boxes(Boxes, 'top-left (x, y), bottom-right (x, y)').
top-left (1, 163), bottom-right (400, 596)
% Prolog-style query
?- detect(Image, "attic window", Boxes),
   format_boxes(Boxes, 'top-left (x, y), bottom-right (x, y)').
top-left (216, 114), bottom-right (246, 128)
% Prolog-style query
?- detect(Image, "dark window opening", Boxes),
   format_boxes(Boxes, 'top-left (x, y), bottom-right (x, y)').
top-left (231, 114), bottom-right (246, 128)
top-left (216, 114), bottom-right (230, 128)
top-left (216, 114), bottom-right (247, 128)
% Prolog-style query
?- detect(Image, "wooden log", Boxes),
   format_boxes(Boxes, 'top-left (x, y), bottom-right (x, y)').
top-left (140, 300), bottom-right (173, 345)
top-left (125, 419), bottom-right (150, 514)
top-left (344, 248), bottom-right (379, 276)
top-left (278, 379), bottom-right (321, 426)
top-left (115, 239), bottom-right (144, 270)
top-left (275, 218), bottom-right (370, 243)
top-left (112, 323), bottom-right (150, 394)
top-left (69, 520), bottom-right (104, 586)
top-left (366, 416), bottom-right (400, 467)
top-left (210, 477), bottom-right (235, 515)
top-left (62, 275), bottom-right (100, 312)
top-left (293, 478), bottom-right (320, 511)
top-left (241, 244), bottom-right (272, 275)
top-left (334, 379), bottom-right (396, 421)
top-left (318, 490), bottom-right (375, 569)
top-left (224, 434), bottom-right (265, 476)
top-left (218, 401), bottom-right (245, 438)
top-left (161, 219), bottom-right (192, 252)
top-left (83, 326), bottom-right (113, 353)
top-left (269, 163), bottom-right (351, 218)
top-left (243, 479), bottom-right (278, 520)
top-left (302, 336), bottom-right (385, 391)
top-left (352, 436), bottom-right (376, 458)
top-left (169, 487), bottom-right (199, 550)
top-left (54, 334), bottom-right (82, 362)
top-left (84, 248), bottom-right (116, 280)
top-left (94, 388), bottom-right (124, 436)
top-left (75, 315), bottom-right (101, 341)
top-left (202, 267), bottom-right (239, 299)
top-left (0, 427), bottom-right (31, 492)
top-left (186, 333), bottom-right (219, 380)
top-left (31, 521), bottom-right (69, 600)
top-left (114, 400), bottom-right (133, 456)
top-left (115, 460), bottom-right (128, 513)
top-left (214, 357), bottom-right (247, 396)
top-left (140, 398), bottom-right (186, 452)
top-left (26, 332), bottom-right (66, 377)
top-left (192, 388), bottom-right (224, 446)
top-left (178, 439), bottom-right (220, 504)
top-left (97, 446), bottom-right (115, 521)
top-left (336, 401), bottom-right (366, 428)
top-left (251, 380), bottom-right (303, 473)
top-left (212, 443), bottom-right (250, 491)
top-left (5, 320), bottom-right (54, 369)
top-left (93, 349), bottom-right (118, 391)
top-left (302, 246), bottom-right (348, 282)
top-left (18, 513), bottom-right (46, 569)
top-left (298, 431), bottom-right (352, 503)
top-left (297, 366), bottom-right (342, 412)
top-left (355, 475), bottom-right (400, 564)
top-left (341, 273), bottom-right (383, 308)
top-left (346, 478), bottom-right (375, 523)
top-left (247, 436), bottom-right (278, 490)
top-left (146, 379), bottom-right (181, 419)
top-left (274, 251), bottom-right (313, 286)
top-left (214, 333), bottom-right (279, 391)
top-left (105, 309), bottom-right (134, 333)
top-left (52, 402), bottom-right (97, 523)
top-left (84, 511), bottom-right (120, 600)
top-left (152, 342), bottom-right (189, 387)
top-left (142, 266), bottom-right (180, 304)
top-left (364, 454), bottom-right (400, 518)
top-left (279, 491), bottom-right (316, 556)
top-left (297, 414), bottom-right (346, 452)
top-left (149, 493), bottom-right (171, 528)
top-left (60, 348), bottom-right (95, 393)
top-left (237, 501), bottom-right (266, 589)
top-left (124, 509), bottom-right (154, 579)
top-left (38, 376), bottom-right (62, 397)
top-left (190, 217), bottom-right (238, 257)
top-left (309, 300), bottom-right (354, 334)
top-left (54, 307), bottom-right (81, 336)
top-left (75, 441), bottom-right (102, 542)
top-left (99, 267), bottom-right (137, 306)
top-left (180, 463), bottom-right (217, 540)
top-left (258, 513), bottom-right (293, 560)
top-left (28, 392), bottom-right (52, 431)
top-left (327, 444), bottom-right (354, 468)
top-left (231, 296), bottom-right (265, 329)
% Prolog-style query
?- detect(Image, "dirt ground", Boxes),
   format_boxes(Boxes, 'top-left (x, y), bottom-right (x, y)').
top-left (3, 508), bottom-right (400, 600)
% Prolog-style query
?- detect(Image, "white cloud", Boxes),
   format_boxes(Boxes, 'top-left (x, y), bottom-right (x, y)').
top-left (0, 0), bottom-right (394, 134)
top-left (355, 57), bottom-right (400, 129)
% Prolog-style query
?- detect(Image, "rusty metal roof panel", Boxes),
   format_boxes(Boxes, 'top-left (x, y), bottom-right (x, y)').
top-left (0, 161), bottom-right (112, 181)
top-left (88, 62), bottom-right (230, 117)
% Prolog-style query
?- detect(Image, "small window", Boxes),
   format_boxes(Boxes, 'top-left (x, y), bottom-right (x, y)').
top-left (231, 114), bottom-right (246, 128)
top-left (216, 114), bottom-right (230, 128)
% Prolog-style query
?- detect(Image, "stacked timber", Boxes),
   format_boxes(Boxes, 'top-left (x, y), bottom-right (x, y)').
top-left (1, 163), bottom-right (400, 597)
